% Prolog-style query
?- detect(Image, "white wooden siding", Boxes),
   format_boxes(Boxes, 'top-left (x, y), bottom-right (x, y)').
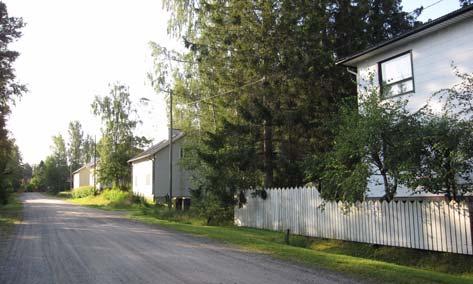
top-left (132, 159), bottom-right (154, 199)
top-left (73, 168), bottom-right (91, 189)
top-left (235, 187), bottom-right (473, 255)
top-left (357, 16), bottom-right (473, 113)
top-left (355, 16), bottom-right (473, 197)
top-left (153, 139), bottom-right (191, 197)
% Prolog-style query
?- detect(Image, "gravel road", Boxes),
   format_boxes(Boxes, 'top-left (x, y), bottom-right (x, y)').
top-left (0, 193), bottom-right (359, 284)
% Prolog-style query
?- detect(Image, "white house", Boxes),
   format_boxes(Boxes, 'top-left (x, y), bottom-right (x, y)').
top-left (128, 130), bottom-right (191, 206)
top-left (72, 161), bottom-right (97, 189)
top-left (337, 5), bottom-right (473, 197)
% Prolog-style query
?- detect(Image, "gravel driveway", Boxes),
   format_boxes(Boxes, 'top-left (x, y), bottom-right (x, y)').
top-left (0, 193), bottom-right (359, 284)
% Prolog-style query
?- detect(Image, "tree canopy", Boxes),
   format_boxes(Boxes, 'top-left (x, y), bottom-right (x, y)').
top-left (154, 0), bottom-right (421, 213)
top-left (0, 2), bottom-right (26, 203)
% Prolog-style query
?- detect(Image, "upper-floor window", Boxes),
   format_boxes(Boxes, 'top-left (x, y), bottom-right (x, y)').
top-left (378, 51), bottom-right (414, 97)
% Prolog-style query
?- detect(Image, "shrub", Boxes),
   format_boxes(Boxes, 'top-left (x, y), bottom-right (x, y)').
top-left (71, 186), bottom-right (95, 199)
top-left (132, 194), bottom-right (152, 207)
top-left (101, 188), bottom-right (132, 205)
top-left (147, 206), bottom-right (204, 225)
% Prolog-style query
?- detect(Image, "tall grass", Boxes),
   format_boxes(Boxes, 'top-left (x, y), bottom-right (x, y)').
top-left (71, 186), bottom-right (95, 198)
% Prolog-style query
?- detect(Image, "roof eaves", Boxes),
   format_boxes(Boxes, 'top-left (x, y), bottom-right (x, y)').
top-left (128, 132), bottom-right (185, 164)
top-left (336, 5), bottom-right (473, 67)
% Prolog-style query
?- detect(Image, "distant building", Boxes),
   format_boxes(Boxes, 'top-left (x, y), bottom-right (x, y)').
top-left (72, 161), bottom-right (97, 189)
top-left (128, 130), bottom-right (191, 207)
top-left (337, 5), bottom-right (473, 198)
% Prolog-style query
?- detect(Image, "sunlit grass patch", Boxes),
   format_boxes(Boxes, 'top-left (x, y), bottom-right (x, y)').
top-left (0, 194), bottom-right (22, 237)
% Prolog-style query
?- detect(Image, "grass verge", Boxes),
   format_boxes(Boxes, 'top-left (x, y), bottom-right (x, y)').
top-left (129, 213), bottom-right (473, 284)
top-left (0, 194), bottom-right (22, 236)
top-left (59, 191), bottom-right (473, 283)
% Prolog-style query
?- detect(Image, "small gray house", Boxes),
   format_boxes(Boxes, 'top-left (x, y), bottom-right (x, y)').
top-left (128, 130), bottom-right (191, 206)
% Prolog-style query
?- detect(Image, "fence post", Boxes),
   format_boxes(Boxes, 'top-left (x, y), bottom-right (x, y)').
top-left (468, 198), bottom-right (473, 253)
top-left (285, 229), bottom-right (290, 245)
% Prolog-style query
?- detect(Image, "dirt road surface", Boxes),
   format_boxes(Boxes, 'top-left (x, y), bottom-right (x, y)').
top-left (0, 193), bottom-right (359, 284)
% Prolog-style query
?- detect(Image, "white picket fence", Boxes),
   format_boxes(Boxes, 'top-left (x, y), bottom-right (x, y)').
top-left (234, 187), bottom-right (473, 255)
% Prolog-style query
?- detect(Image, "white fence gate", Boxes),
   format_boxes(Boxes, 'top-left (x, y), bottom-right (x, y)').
top-left (234, 187), bottom-right (473, 255)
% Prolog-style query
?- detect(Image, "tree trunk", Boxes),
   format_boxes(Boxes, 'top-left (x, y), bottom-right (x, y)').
top-left (263, 120), bottom-right (273, 188)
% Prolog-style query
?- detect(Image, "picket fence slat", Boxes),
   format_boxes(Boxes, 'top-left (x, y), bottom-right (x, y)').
top-left (234, 187), bottom-right (473, 255)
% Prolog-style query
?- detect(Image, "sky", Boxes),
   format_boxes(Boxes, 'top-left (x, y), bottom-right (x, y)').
top-left (4, 0), bottom-right (462, 165)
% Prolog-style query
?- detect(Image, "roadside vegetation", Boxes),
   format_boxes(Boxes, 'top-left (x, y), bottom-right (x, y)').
top-left (0, 194), bottom-right (22, 238)
top-left (60, 188), bottom-right (473, 283)
top-left (0, 3), bottom-right (28, 206)
top-left (14, 0), bottom-right (473, 282)
top-left (130, 217), bottom-right (473, 284)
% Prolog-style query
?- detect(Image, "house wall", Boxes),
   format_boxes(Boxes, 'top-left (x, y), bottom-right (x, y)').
top-left (355, 16), bottom-right (473, 197)
top-left (357, 16), bottom-right (473, 113)
top-left (153, 138), bottom-right (191, 198)
top-left (73, 168), bottom-right (91, 189)
top-left (73, 173), bottom-right (80, 189)
top-left (132, 159), bottom-right (154, 199)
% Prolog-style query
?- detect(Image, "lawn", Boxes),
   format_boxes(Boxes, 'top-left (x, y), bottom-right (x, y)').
top-left (0, 194), bottom-right (22, 236)
top-left (61, 190), bottom-right (473, 284)
top-left (0, 194), bottom-right (22, 257)
top-left (130, 213), bottom-right (473, 284)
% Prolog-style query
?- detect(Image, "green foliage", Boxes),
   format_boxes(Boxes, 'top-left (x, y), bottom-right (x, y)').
top-left (69, 187), bottom-right (134, 209)
top-left (140, 206), bottom-right (204, 225)
top-left (101, 188), bottom-right (131, 203)
top-left (92, 83), bottom-right (149, 189)
top-left (403, 70), bottom-right (473, 200)
top-left (71, 186), bottom-right (96, 199)
top-left (460, 0), bottom-right (473, 8)
top-left (436, 68), bottom-right (473, 117)
top-left (29, 161), bottom-right (46, 191)
top-left (314, 87), bottom-right (421, 202)
top-left (0, 2), bottom-right (26, 204)
top-left (81, 134), bottom-right (96, 165)
top-left (156, 0), bottom-right (421, 213)
top-left (44, 135), bottom-right (69, 193)
top-left (404, 116), bottom-right (473, 200)
top-left (29, 136), bottom-right (70, 194)
top-left (130, 215), bottom-right (473, 283)
top-left (0, 194), bottom-right (22, 237)
top-left (180, 126), bottom-right (262, 221)
top-left (67, 121), bottom-right (84, 171)
top-left (0, 140), bottom-right (23, 204)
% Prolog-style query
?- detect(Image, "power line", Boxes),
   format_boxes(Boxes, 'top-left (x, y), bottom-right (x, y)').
top-left (179, 76), bottom-right (267, 107)
top-left (409, 0), bottom-right (446, 15)
top-left (423, 0), bottom-right (446, 10)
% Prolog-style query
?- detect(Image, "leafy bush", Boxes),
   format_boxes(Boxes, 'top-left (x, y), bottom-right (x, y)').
top-left (71, 186), bottom-right (95, 199)
top-left (190, 194), bottom-right (234, 225)
top-left (132, 194), bottom-right (152, 207)
top-left (101, 188), bottom-right (132, 205)
top-left (143, 206), bottom-right (204, 225)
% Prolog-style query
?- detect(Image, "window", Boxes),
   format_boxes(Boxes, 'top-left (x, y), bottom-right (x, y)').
top-left (378, 51), bottom-right (414, 97)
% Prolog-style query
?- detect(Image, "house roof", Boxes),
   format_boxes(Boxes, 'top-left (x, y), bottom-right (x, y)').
top-left (72, 160), bottom-right (97, 174)
top-left (128, 130), bottom-right (185, 164)
top-left (337, 5), bottom-right (473, 67)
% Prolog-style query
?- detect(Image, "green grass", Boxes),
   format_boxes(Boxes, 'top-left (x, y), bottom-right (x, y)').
top-left (59, 192), bottom-right (473, 283)
top-left (129, 214), bottom-right (473, 284)
top-left (0, 194), bottom-right (22, 239)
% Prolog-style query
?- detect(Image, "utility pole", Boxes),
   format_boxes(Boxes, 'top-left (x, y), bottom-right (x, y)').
top-left (168, 90), bottom-right (173, 210)
top-left (93, 135), bottom-right (97, 192)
